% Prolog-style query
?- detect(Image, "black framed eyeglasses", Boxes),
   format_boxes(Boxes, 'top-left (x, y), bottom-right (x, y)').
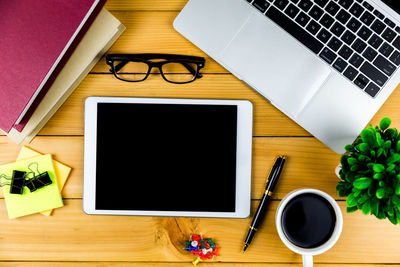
top-left (106, 54), bottom-right (205, 84)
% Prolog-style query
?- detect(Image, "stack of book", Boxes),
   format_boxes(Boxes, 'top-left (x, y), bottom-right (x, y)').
top-left (0, 0), bottom-right (125, 144)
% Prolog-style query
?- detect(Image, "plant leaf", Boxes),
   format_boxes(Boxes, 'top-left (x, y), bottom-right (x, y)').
top-left (377, 210), bottom-right (386, 219)
top-left (397, 141), bottom-right (400, 153)
top-left (361, 128), bottom-right (376, 147)
top-left (347, 193), bottom-right (358, 207)
top-left (353, 177), bottom-right (372, 190)
top-left (347, 206), bottom-right (358, 213)
top-left (392, 195), bottom-right (400, 205)
top-left (380, 117), bottom-right (391, 130)
top-left (340, 155), bottom-right (349, 172)
top-left (350, 165), bottom-right (359, 172)
top-left (358, 143), bottom-right (370, 153)
top-left (376, 132), bottom-right (384, 147)
top-left (370, 197), bottom-right (379, 215)
top-left (362, 200), bottom-right (371, 215)
top-left (388, 215), bottom-right (397, 225)
top-left (347, 157), bottom-right (358, 165)
top-left (384, 140), bottom-right (392, 150)
top-left (344, 144), bottom-right (354, 152)
top-left (376, 188), bottom-right (385, 199)
top-left (388, 153), bottom-right (400, 164)
top-left (386, 128), bottom-right (398, 139)
top-left (373, 164), bottom-right (385, 173)
top-left (373, 173), bottom-right (383, 180)
top-left (386, 163), bottom-right (396, 172)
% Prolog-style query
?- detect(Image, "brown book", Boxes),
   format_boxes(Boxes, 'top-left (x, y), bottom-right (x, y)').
top-left (6, 9), bottom-right (125, 144)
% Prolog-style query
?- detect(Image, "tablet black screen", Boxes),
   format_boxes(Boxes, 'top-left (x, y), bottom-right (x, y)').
top-left (95, 102), bottom-right (237, 212)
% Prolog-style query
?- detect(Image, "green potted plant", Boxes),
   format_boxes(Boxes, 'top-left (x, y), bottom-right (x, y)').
top-left (336, 117), bottom-right (400, 225)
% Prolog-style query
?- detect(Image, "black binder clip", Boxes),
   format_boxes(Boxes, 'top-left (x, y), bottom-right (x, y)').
top-left (24, 162), bottom-right (52, 192)
top-left (0, 171), bottom-right (26, 195)
top-left (10, 170), bottom-right (27, 194)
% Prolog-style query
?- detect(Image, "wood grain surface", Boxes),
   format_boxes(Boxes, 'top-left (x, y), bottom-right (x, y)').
top-left (1, 0), bottom-right (400, 266)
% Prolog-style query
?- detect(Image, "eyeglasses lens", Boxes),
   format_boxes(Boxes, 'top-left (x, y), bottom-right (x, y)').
top-left (161, 62), bottom-right (198, 83)
top-left (114, 60), bottom-right (149, 81)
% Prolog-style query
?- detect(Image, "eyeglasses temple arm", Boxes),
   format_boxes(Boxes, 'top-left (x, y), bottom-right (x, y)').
top-left (181, 62), bottom-right (203, 78)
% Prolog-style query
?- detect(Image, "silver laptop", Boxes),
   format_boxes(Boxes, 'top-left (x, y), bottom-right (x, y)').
top-left (174, 0), bottom-right (400, 153)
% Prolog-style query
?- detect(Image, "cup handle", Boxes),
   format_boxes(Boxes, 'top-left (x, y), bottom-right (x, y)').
top-left (302, 255), bottom-right (313, 267)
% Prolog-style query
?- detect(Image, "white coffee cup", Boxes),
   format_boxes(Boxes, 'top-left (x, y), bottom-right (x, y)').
top-left (275, 189), bottom-right (343, 267)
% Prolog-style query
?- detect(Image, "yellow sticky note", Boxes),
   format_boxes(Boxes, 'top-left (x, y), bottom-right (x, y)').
top-left (17, 146), bottom-right (71, 216)
top-left (0, 154), bottom-right (64, 219)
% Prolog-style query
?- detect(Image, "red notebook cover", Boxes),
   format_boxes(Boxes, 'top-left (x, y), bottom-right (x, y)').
top-left (0, 0), bottom-right (101, 133)
top-left (12, 1), bottom-right (106, 133)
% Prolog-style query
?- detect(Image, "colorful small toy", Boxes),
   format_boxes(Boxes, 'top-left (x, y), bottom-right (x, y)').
top-left (184, 234), bottom-right (219, 265)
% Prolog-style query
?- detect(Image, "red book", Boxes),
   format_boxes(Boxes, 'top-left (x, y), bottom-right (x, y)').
top-left (0, 0), bottom-right (104, 133)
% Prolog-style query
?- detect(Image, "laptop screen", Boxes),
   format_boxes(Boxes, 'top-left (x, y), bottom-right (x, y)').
top-left (382, 0), bottom-right (400, 14)
top-left (94, 102), bottom-right (238, 212)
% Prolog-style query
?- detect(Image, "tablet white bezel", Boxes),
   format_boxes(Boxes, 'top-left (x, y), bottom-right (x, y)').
top-left (83, 97), bottom-right (253, 218)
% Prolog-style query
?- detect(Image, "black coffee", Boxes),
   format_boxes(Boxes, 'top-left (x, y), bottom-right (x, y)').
top-left (281, 193), bottom-right (336, 249)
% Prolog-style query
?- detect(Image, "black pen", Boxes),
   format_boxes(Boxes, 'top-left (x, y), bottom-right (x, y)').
top-left (242, 156), bottom-right (286, 253)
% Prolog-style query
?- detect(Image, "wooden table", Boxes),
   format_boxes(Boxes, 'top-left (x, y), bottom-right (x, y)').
top-left (1, 1), bottom-right (400, 266)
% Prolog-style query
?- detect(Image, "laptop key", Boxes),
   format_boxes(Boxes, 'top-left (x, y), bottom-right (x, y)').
top-left (371, 20), bottom-right (386, 34)
top-left (309, 5), bottom-right (324, 20)
top-left (354, 74), bottom-right (369, 89)
top-left (392, 36), bottom-right (400, 50)
top-left (396, 26), bottom-right (400, 34)
top-left (325, 2), bottom-right (340, 16)
top-left (317, 28), bottom-right (332, 43)
top-left (299, 0), bottom-right (313, 12)
top-left (339, 44), bottom-right (354, 59)
top-left (341, 30), bottom-right (356, 45)
top-left (290, 0), bottom-right (300, 4)
top-left (357, 26), bottom-right (372, 41)
top-left (349, 53), bottom-right (364, 68)
top-left (320, 47), bottom-right (337, 64)
top-left (285, 3), bottom-right (300, 18)
top-left (360, 61), bottom-right (388, 86)
top-left (295, 11), bottom-right (311, 26)
top-left (336, 9), bottom-right (351, 24)
top-left (368, 34), bottom-right (383, 49)
top-left (365, 83), bottom-right (380, 97)
top-left (347, 18), bottom-right (362, 33)
top-left (349, 3), bottom-right (364, 18)
top-left (274, 0), bottom-right (289, 10)
top-left (253, 0), bottom-right (270, 12)
top-left (352, 38), bottom-right (367, 53)
top-left (362, 1), bottom-right (374, 12)
top-left (328, 36), bottom-right (343, 51)
top-left (333, 57), bottom-right (348, 72)
top-left (331, 22), bottom-right (345, 37)
top-left (379, 42), bottom-right (394, 57)
top-left (320, 14), bottom-right (335, 28)
top-left (389, 50), bottom-right (400, 66)
top-left (384, 18), bottom-right (396, 28)
top-left (314, 0), bottom-right (329, 8)
top-left (382, 28), bottom-right (396, 42)
top-left (373, 10), bottom-right (384, 20)
top-left (360, 11), bottom-right (375, 26)
top-left (307, 20), bottom-right (321, 35)
top-left (363, 47), bottom-right (378, 61)
top-left (338, 0), bottom-right (353, 10)
top-left (374, 55), bottom-right (396, 76)
top-left (266, 6), bottom-right (324, 54)
top-left (343, 65), bottom-right (359, 80)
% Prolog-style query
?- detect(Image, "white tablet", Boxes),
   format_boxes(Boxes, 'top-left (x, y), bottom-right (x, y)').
top-left (83, 97), bottom-right (253, 218)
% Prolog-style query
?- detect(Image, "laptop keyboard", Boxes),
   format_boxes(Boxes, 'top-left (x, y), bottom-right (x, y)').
top-left (246, 0), bottom-right (400, 97)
